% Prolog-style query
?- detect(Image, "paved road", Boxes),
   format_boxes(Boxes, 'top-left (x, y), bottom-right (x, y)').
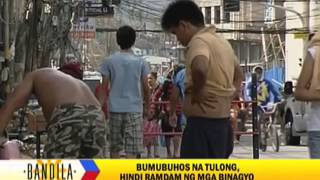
top-left (20, 125), bottom-right (309, 159)
top-left (230, 135), bottom-right (309, 159)
top-left (141, 133), bottom-right (310, 159)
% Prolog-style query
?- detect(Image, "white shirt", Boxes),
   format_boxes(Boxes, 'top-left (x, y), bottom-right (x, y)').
top-left (307, 47), bottom-right (320, 131)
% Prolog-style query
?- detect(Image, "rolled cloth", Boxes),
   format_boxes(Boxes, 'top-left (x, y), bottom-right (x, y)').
top-left (59, 62), bottom-right (83, 80)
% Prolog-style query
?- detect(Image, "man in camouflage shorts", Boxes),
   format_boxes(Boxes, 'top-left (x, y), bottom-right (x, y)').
top-left (0, 67), bottom-right (107, 159)
top-left (45, 104), bottom-right (106, 158)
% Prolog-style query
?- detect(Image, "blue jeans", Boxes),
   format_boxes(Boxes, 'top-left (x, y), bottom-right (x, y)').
top-left (308, 131), bottom-right (320, 159)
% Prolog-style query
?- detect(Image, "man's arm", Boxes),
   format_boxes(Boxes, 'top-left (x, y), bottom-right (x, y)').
top-left (191, 55), bottom-right (209, 103)
top-left (294, 52), bottom-right (320, 101)
top-left (97, 77), bottom-right (109, 106)
top-left (170, 71), bottom-right (183, 115)
top-left (98, 60), bottom-right (111, 106)
top-left (169, 86), bottom-right (179, 115)
top-left (0, 72), bottom-right (35, 134)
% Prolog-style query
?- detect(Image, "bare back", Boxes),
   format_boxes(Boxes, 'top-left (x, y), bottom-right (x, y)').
top-left (33, 69), bottom-right (100, 120)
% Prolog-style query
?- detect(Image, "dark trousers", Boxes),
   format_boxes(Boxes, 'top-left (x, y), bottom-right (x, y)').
top-left (180, 117), bottom-right (234, 158)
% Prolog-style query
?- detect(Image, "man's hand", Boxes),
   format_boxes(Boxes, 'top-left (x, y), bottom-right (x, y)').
top-left (232, 88), bottom-right (241, 99)
top-left (191, 88), bottom-right (206, 105)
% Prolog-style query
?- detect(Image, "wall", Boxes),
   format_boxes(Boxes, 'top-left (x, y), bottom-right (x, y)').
top-left (284, 1), bottom-right (308, 83)
top-left (309, 0), bottom-right (320, 32)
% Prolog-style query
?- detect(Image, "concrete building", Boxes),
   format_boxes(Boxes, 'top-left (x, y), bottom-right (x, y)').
top-left (284, 0), bottom-right (320, 83)
top-left (195, 0), bottom-right (320, 84)
top-left (194, 0), bottom-right (285, 74)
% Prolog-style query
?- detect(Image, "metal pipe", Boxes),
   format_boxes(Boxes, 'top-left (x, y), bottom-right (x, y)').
top-left (251, 73), bottom-right (259, 159)
top-left (36, 132), bottom-right (41, 159)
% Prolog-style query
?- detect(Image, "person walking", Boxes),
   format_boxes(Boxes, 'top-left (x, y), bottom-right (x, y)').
top-left (98, 26), bottom-right (150, 158)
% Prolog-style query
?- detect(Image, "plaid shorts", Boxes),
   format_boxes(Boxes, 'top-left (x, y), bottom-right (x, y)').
top-left (109, 112), bottom-right (143, 155)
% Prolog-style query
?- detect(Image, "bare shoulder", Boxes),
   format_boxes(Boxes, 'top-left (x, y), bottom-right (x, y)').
top-left (32, 68), bottom-right (57, 75)
top-left (31, 68), bottom-right (64, 79)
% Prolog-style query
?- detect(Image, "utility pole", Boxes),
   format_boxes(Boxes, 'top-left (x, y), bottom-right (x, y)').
top-left (262, 1), bottom-right (308, 82)
top-left (25, 0), bottom-right (38, 73)
top-left (4, 0), bottom-right (10, 61)
top-left (2, 0), bottom-right (11, 97)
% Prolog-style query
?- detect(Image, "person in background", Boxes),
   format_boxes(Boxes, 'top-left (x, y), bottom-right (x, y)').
top-left (169, 64), bottom-right (186, 157)
top-left (231, 82), bottom-right (248, 143)
top-left (98, 25), bottom-right (150, 158)
top-left (152, 70), bottom-right (183, 158)
top-left (294, 31), bottom-right (320, 159)
top-left (247, 66), bottom-right (281, 107)
top-left (143, 72), bottom-right (161, 158)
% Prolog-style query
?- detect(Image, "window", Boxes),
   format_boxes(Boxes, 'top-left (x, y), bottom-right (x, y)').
top-left (240, 42), bottom-right (249, 64)
top-left (214, 6), bottom-right (221, 24)
top-left (250, 43), bottom-right (261, 63)
top-left (205, 7), bottom-right (211, 24)
top-left (223, 12), bottom-right (230, 23)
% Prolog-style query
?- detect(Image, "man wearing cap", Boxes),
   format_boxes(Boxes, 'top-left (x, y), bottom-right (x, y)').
top-left (0, 66), bottom-right (107, 158)
top-left (247, 66), bottom-right (281, 107)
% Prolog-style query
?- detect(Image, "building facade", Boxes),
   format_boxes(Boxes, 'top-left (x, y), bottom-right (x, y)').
top-left (194, 0), bottom-right (286, 75)
top-left (284, 0), bottom-right (320, 83)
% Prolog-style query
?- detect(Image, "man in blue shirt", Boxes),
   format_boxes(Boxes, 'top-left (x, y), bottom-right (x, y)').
top-left (247, 66), bottom-right (281, 107)
top-left (173, 64), bottom-right (186, 100)
top-left (169, 64), bottom-right (186, 129)
top-left (98, 26), bottom-right (150, 158)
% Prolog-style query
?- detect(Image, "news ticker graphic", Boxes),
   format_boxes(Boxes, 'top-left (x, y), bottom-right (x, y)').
top-left (0, 160), bottom-right (320, 180)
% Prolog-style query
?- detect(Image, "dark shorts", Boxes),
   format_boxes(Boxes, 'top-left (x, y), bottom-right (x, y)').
top-left (161, 113), bottom-right (182, 138)
top-left (180, 117), bottom-right (234, 159)
top-left (44, 104), bottom-right (107, 159)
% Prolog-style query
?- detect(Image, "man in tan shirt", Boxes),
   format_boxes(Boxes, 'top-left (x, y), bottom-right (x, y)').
top-left (162, 0), bottom-right (243, 158)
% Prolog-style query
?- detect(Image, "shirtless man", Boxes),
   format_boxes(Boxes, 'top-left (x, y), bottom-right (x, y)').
top-left (0, 68), bottom-right (107, 158)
